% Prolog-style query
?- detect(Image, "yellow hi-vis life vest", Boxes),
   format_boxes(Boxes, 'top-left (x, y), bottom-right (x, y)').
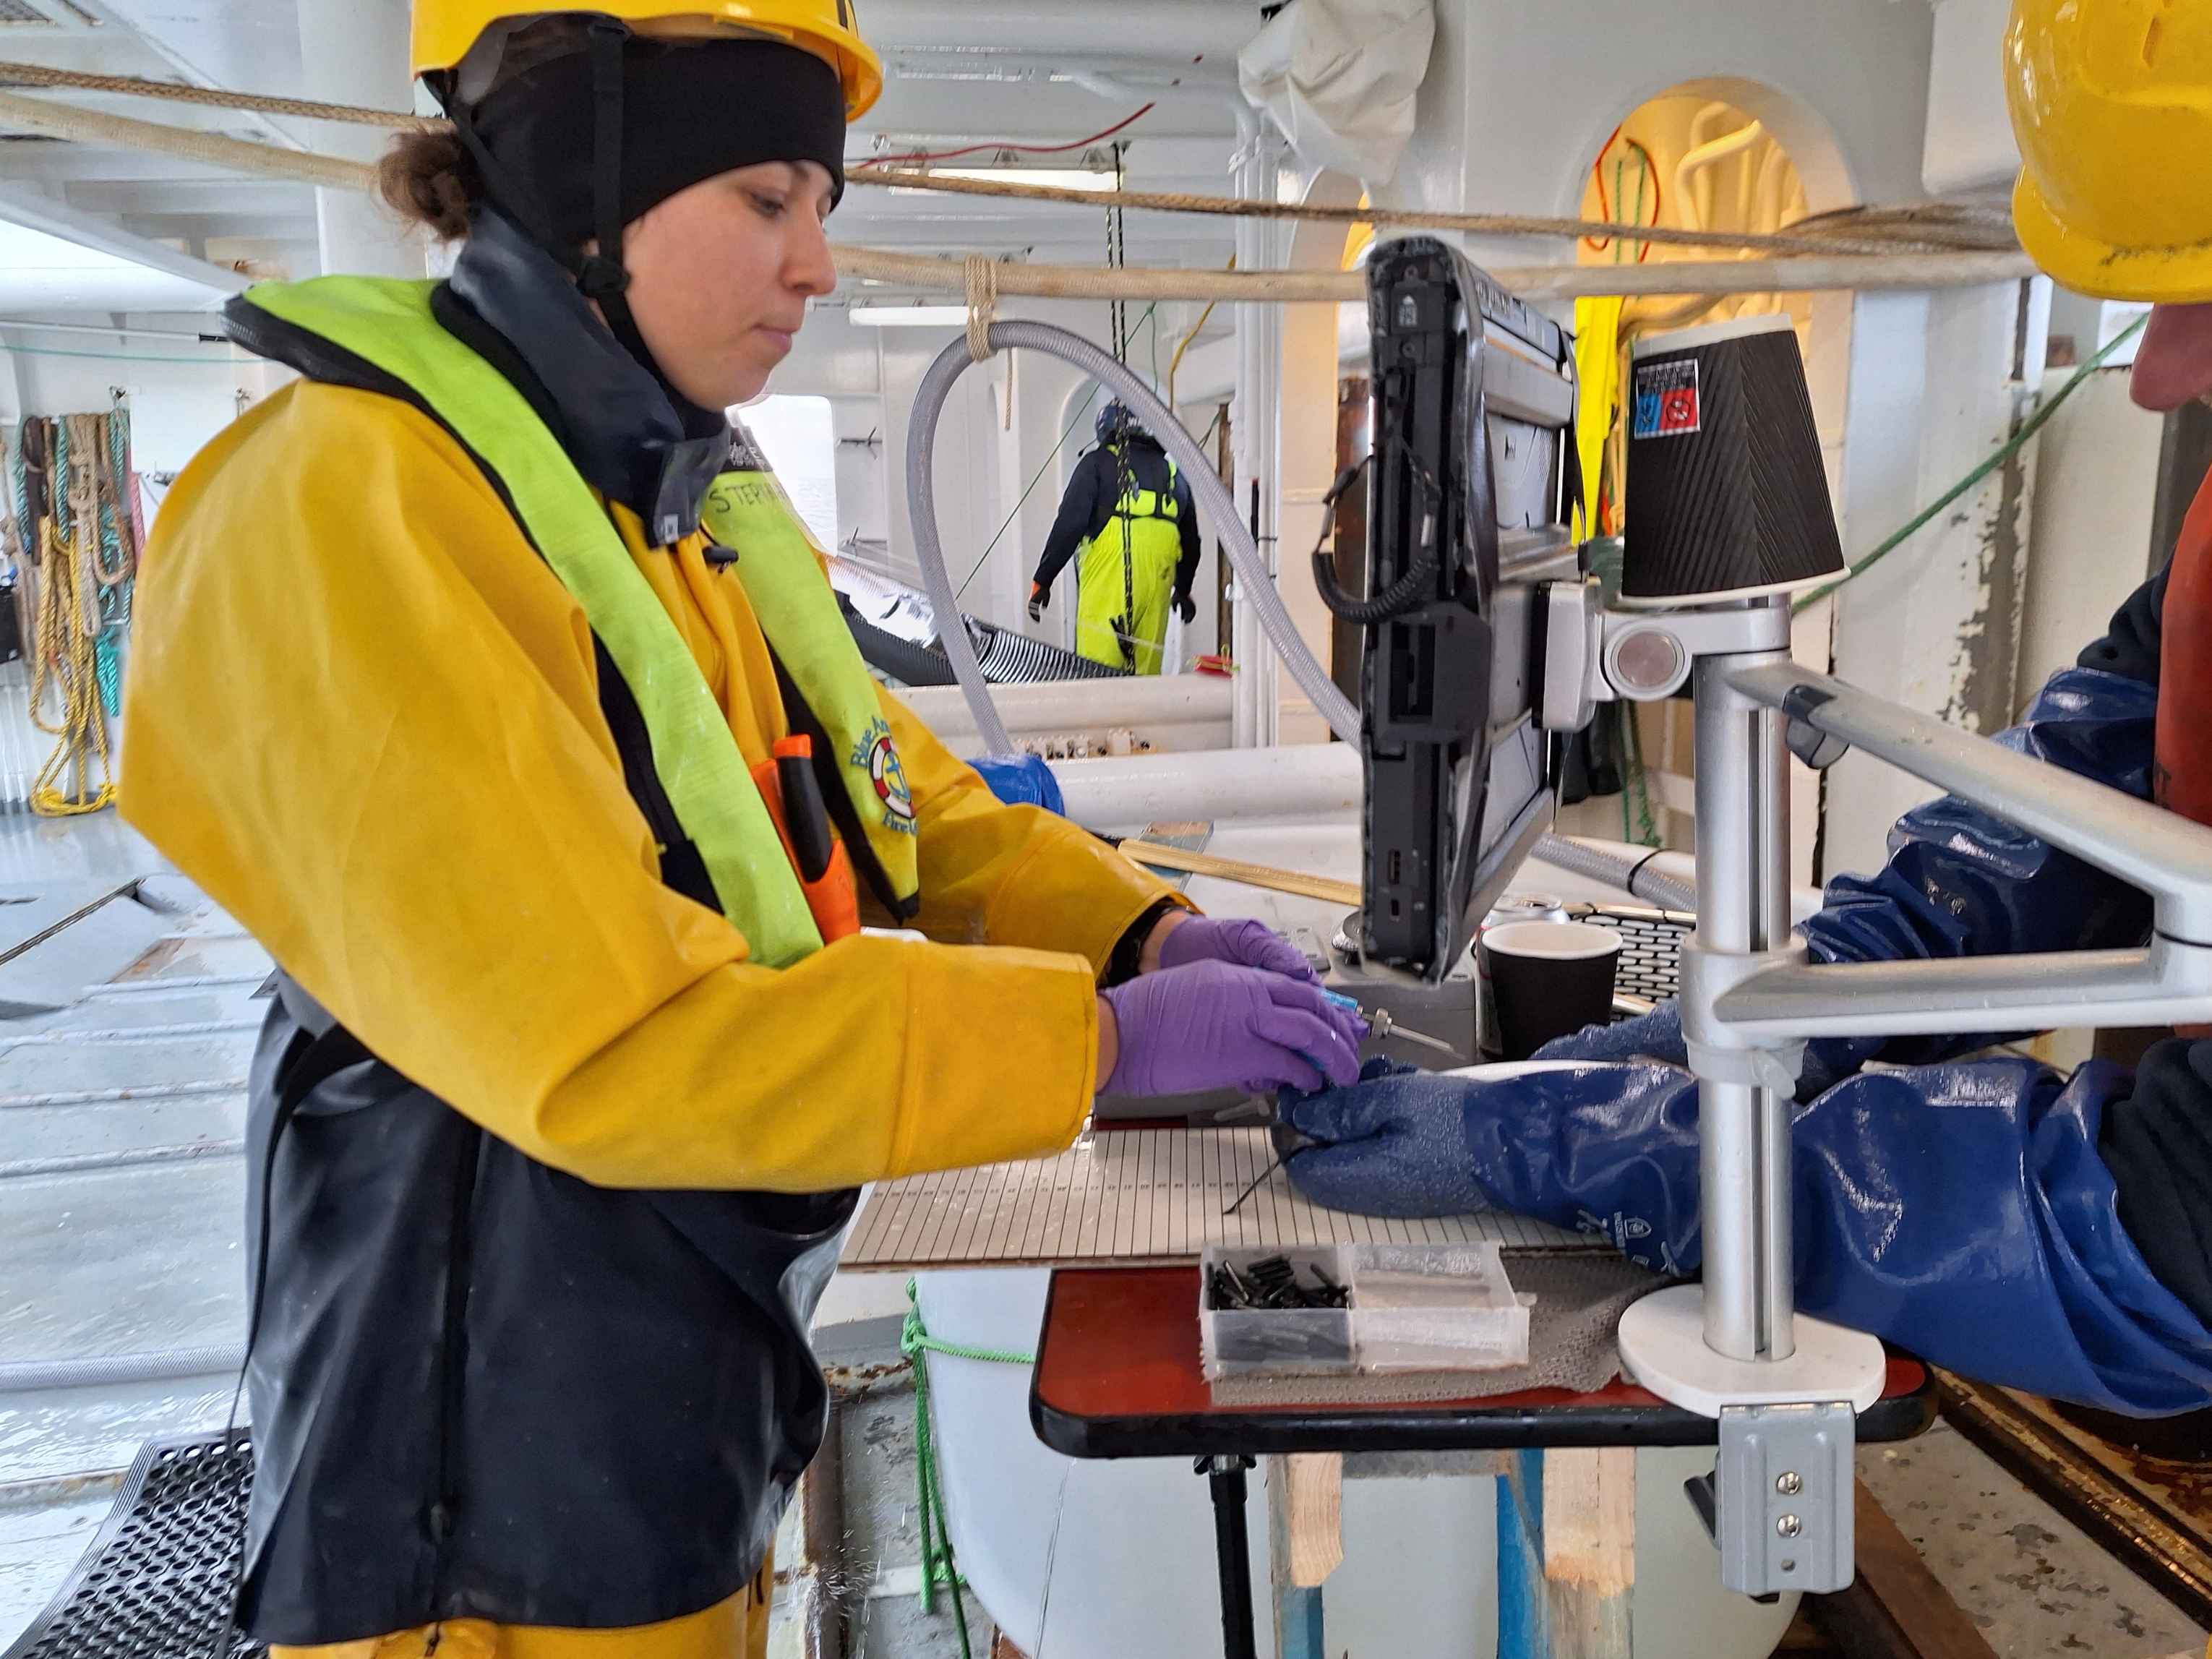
top-left (233, 277), bottom-right (921, 968)
top-left (1078, 447), bottom-right (1183, 673)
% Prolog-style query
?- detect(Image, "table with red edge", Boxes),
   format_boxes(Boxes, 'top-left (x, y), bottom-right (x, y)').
top-left (1026, 1263), bottom-right (1937, 1659)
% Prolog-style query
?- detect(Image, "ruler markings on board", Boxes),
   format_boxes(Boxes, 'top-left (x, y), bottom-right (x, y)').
top-left (841, 1129), bottom-right (1591, 1271)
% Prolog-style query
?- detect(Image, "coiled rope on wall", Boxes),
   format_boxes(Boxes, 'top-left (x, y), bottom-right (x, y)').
top-left (6, 406), bottom-right (140, 817)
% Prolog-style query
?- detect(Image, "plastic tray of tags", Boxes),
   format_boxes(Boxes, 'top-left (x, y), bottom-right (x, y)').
top-left (1200, 1243), bottom-right (1532, 1381)
top-left (1349, 1241), bottom-right (1532, 1373)
top-left (1201, 1246), bottom-right (1357, 1380)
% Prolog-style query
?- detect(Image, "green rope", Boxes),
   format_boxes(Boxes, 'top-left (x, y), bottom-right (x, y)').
top-left (899, 1278), bottom-right (1035, 1659)
top-left (93, 631), bottom-right (121, 719)
top-left (1793, 315), bottom-right (2148, 615)
top-left (9, 426), bottom-right (27, 550)
top-left (49, 416), bottom-right (67, 542)
top-left (1621, 700), bottom-right (1662, 849)
top-left (93, 409), bottom-right (132, 715)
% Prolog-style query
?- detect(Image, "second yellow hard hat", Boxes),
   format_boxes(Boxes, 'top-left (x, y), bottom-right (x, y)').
top-left (2007, 0), bottom-right (2212, 304)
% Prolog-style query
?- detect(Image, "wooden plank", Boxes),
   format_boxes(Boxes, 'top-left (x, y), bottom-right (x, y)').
top-left (1268, 1455), bottom-right (1333, 1659)
top-left (1776, 1608), bottom-right (1841, 1654)
top-left (1543, 1447), bottom-right (1637, 1659)
top-left (1116, 839), bottom-right (1363, 908)
top-left (1272, 1585), bottom-right (1324, 1659)
top-left (1275, 1454), bottom-right (1344, 1588)
top-left (1497, 1449), bottom-right (1550, 1659)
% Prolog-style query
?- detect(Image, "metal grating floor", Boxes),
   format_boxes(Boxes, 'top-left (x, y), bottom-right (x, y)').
top-left (2, 1434), bottom-right (261, 1659)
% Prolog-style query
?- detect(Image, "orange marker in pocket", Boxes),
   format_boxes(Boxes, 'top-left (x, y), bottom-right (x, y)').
top-left (752, 735), bottom-right (861, 946)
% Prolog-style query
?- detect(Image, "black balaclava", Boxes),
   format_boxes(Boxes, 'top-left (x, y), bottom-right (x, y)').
top-left (440, 25), bottom-right (846, 382)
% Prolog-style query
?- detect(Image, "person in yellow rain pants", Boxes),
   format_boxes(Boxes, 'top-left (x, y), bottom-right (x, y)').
top-left (116, 4), bottom-right (1369, 1655)
top-left (1028, 401), bottom-right (1202, 674)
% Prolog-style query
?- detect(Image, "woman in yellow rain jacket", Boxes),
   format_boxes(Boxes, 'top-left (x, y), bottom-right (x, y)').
top-left (117, 5), bottom-right (1363, 1653)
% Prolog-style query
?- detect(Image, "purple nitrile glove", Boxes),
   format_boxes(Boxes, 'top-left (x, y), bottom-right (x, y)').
top-left (1155, 914), bottom-right (1320, 984)
top-left (1154, 917), bottom-right (1368, 1055)
top-left (1100, 961), bottom-right (1366, 1098)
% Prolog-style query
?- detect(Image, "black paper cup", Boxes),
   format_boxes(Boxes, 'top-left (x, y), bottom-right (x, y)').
top-left (1481, 922), bottom-right (1624, 1061)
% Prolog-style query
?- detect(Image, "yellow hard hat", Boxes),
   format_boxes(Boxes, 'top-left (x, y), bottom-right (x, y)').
top-left (2007, 0), bottom-right (2212, 304)
top-left (413, 1), bottom-right (882, 120)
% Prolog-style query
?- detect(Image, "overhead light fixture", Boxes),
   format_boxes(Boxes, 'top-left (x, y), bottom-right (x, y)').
top-left (849, 305), bottom-right (972, 328)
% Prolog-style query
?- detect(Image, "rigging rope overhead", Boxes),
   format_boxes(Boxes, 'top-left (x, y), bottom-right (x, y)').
top-left (841, 168), bottom-right (2002, 258)
top-left (0, 87), bottom-right (374, 192)
top-left (836, 245), bottom-right (2039, 302)
top-left (0, 58), bottom-right (2023, 260)
top-left (0, 59), bottom-right (437, 129)
top-left (0, 81), bottom-right (2030, 301)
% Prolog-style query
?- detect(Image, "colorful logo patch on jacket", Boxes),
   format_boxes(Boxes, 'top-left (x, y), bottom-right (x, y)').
top-left (852, 719), bottom-right (917, 833)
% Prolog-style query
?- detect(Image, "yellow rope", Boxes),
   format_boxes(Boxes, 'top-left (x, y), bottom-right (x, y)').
top-left (1167, 259), bottom-right (1235, 413)
top-left (26, 416), bottom-right (118, 818)
top-left (28, 512), bottom-right (114, 817)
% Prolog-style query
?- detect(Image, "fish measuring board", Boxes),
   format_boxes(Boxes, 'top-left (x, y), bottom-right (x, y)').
top-left (839, 1126), bottom-right (1590, 1272)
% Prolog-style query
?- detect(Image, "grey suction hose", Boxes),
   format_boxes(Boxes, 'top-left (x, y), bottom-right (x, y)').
top-left (905, 324), bottom-right (1696, 917)
top-left (1534, 836), bottom-right (1699, 914)
top-left (906, 322), bottom-right (1363, 752)
top-left (0, 1342), bottom-right (246, 1394)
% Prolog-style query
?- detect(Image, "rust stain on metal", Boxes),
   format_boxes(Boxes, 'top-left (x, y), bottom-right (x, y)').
top-left (110, 935), bottom-right (192, 982)
top-left (2105, 1442), bottom-right (2212, 1529)
top-left (822, 1357), bottom-right (911, 1401)
top-left (1944, 416), bottom-right (2032, 737)
top-left (0, 1467), bottom-right (127, 1512)
top-left (1938, 1371), bottom-right (2212, 1626)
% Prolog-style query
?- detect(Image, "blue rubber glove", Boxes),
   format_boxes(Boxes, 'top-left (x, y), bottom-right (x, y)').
top-left (1102, 961), bottom-right (1364, 1098)
top-left (1277, 1055), bottom-right (2212, 1416)
top-left (1278, 1058), bottom-right (1698, 1236)
top-left (1156, 914), bottom-right (1321, 985)
top-left (969, 754), bottom-right (1066, 815)
top-left (1537, 1000), bottom-right (1689, 1068)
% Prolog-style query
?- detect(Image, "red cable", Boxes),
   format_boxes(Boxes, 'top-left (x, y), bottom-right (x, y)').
top-left (1583, 124), bottom-right (1624, 254)
top-left (1583, 129), bottom-right (1666, 265)
top-left (867, 104), bottom-right (1158, 169)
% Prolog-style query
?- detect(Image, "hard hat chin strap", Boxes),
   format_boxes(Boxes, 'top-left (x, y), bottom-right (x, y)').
top-left (578, 18), bottom-right (658, 372)
top-left (442, 20), bottom-right (665, 382)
